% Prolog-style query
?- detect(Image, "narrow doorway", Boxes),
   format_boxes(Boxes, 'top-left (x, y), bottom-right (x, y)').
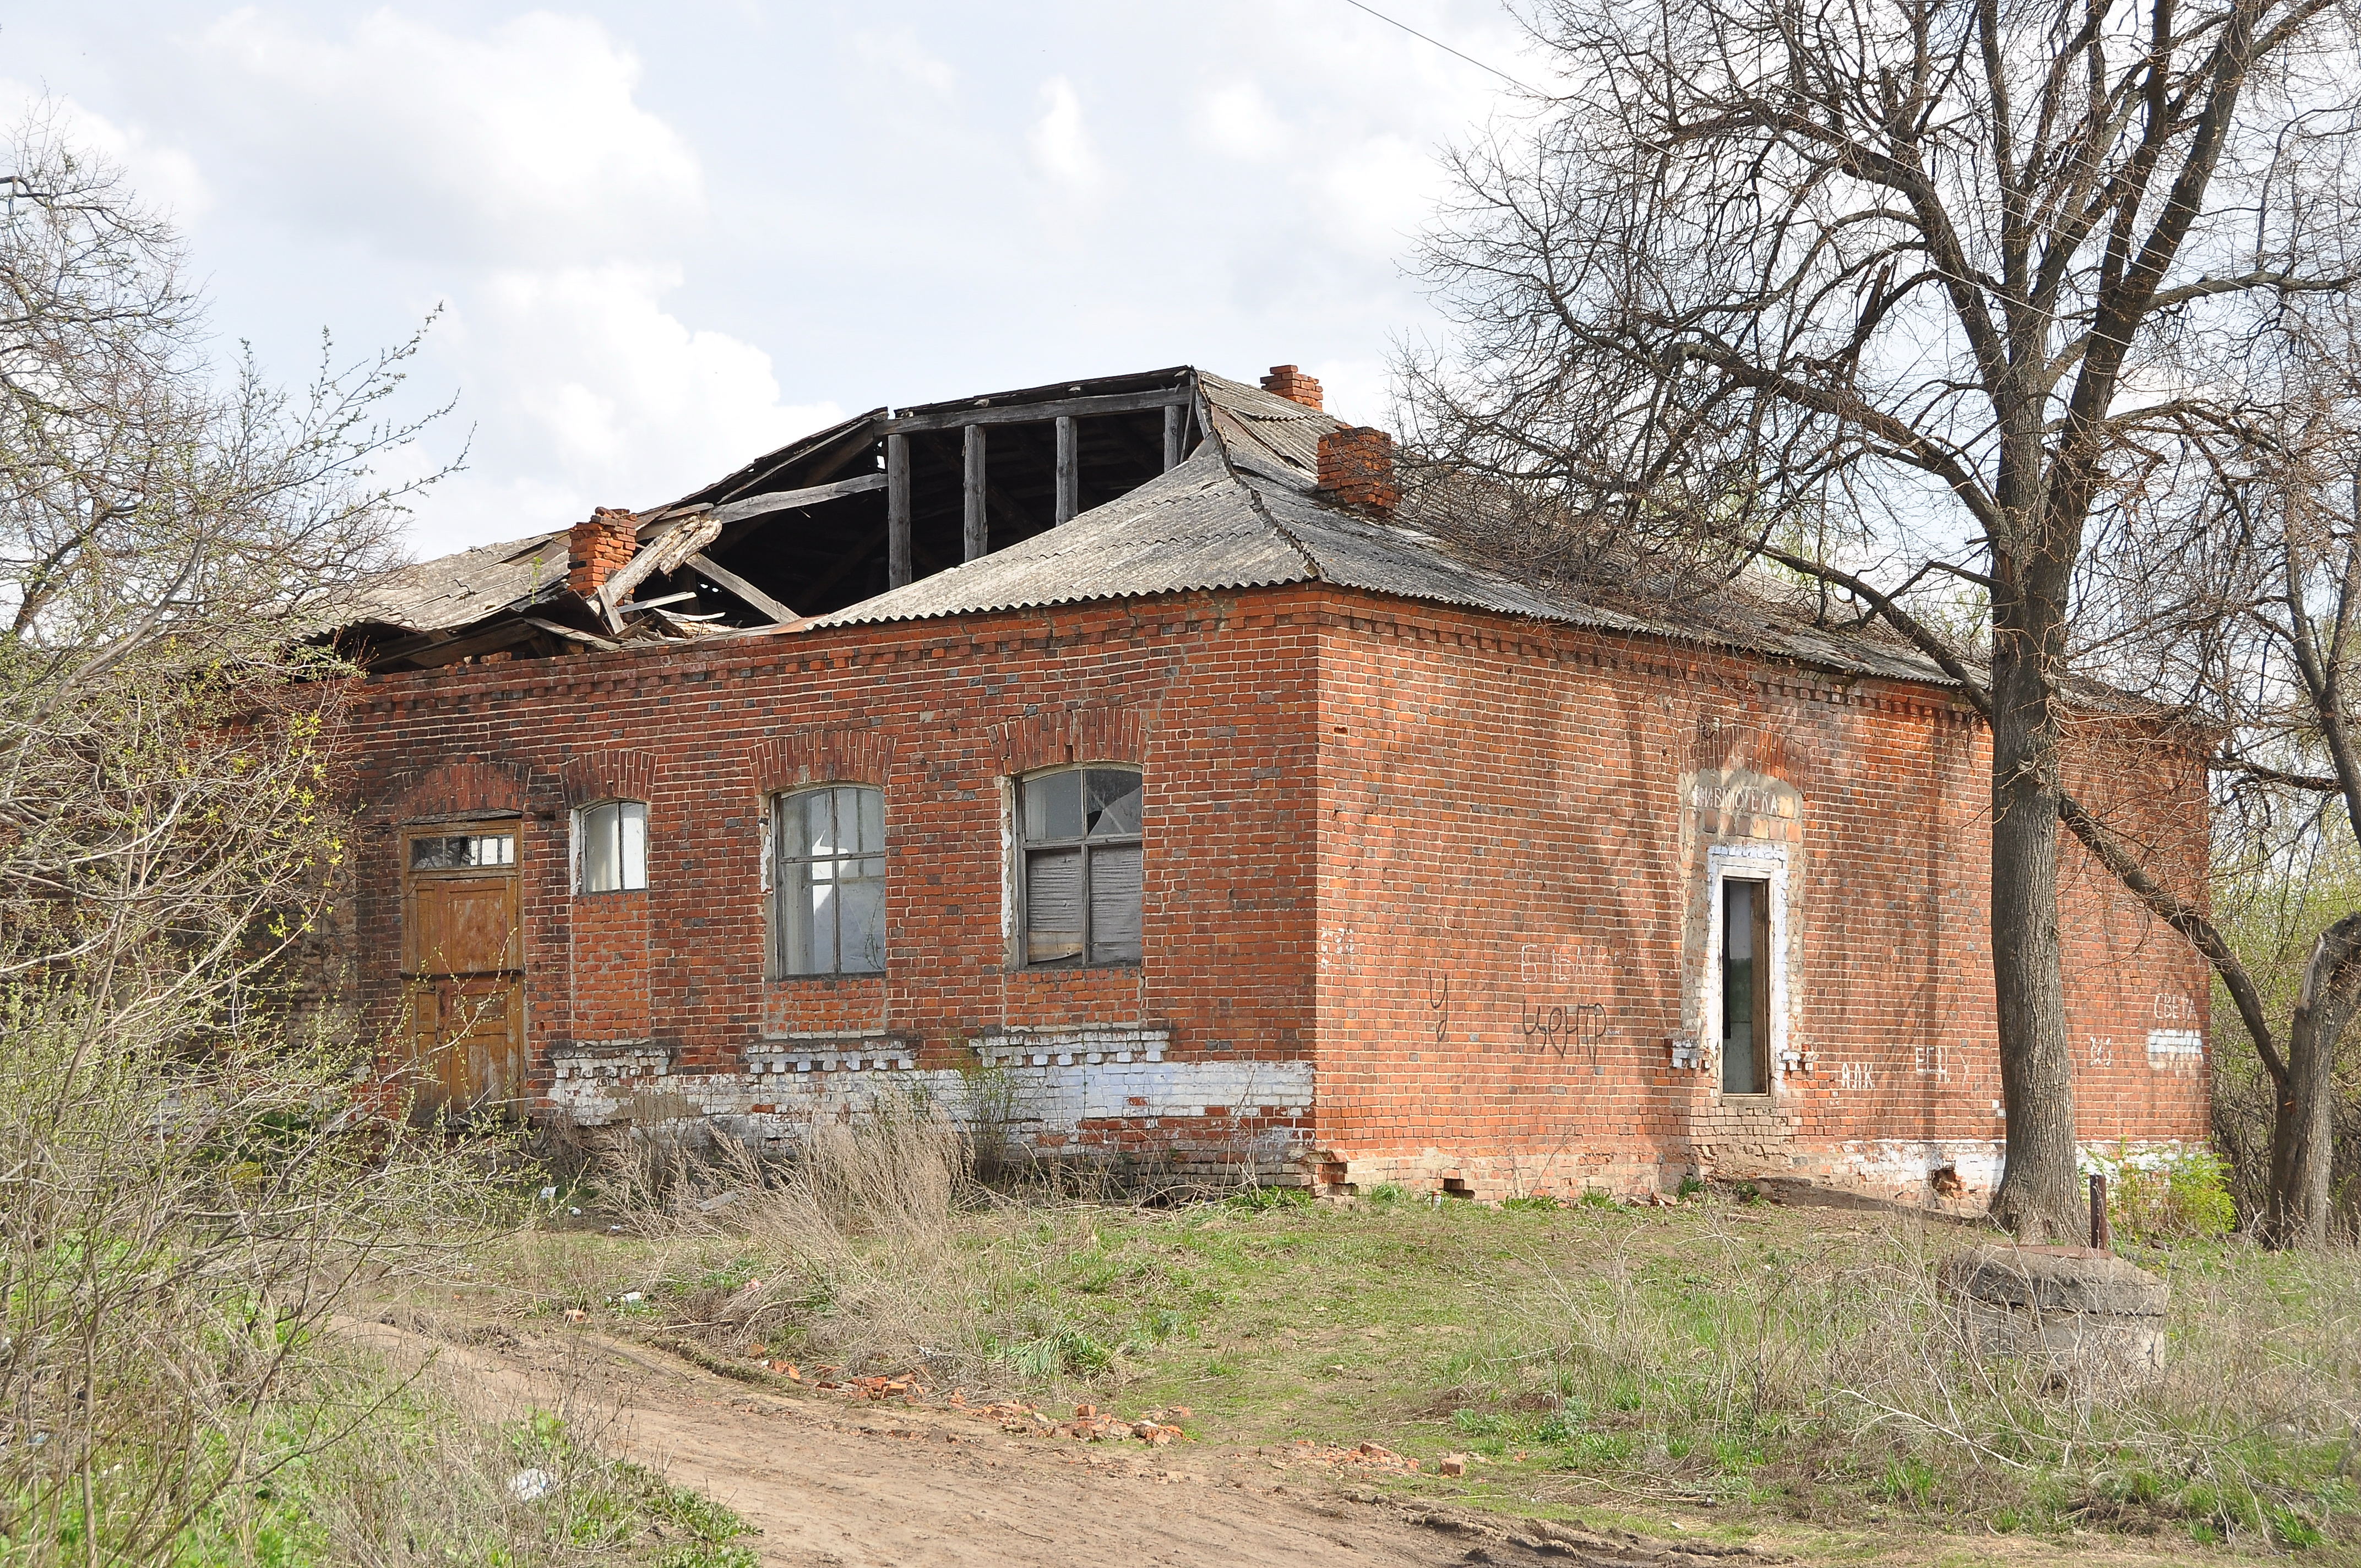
top-left (1720, 876), bottom-right (1772, 1095)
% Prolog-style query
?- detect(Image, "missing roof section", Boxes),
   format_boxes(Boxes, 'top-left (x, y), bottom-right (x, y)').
top-left (339, 366), bottom-right (1199, 672)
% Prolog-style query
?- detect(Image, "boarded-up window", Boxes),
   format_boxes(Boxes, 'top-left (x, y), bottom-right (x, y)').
top-left (774, 785), bottom-right (886, 976)
top-left (1017, 766), bottom-right (1143, 967)
top-left (574, 800), bottom-right (648, 892)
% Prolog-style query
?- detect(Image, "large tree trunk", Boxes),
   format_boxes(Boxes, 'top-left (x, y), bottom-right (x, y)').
top-left (1985, 589), bottom-right (2085, 1240)
top-left (2266, 913), bottom-right (2361, 1246)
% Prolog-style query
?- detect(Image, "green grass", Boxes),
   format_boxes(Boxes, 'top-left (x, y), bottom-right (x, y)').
top-left (86, 1393), bottom-right (759, 1568)
top-left (498, 1185), bottom-right (2361, 1560)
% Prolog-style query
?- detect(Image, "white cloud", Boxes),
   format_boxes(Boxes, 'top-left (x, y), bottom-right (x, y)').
top-left (1026, 77), bottom-right (1105, 193)
top-left (191, 9), bottom-right (701, 264)
top-left (1194, 81), bottom-right (1291, 161)
top-left (154, 12), bottom-right (837, 557)
top-left (404, 265), bottom-right (840, 556)
top-left (470, 264), bottom-right (837, 490)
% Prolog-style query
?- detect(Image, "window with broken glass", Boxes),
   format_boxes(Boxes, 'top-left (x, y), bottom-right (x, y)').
top-left (574, 800), bottom-right (649, 893)
top-left (1016, 766), bottom-right (1143, 967)
top-left (409, 831), bottom-right (515, 870)
top-left (774, 785), bottom-right (886, 976)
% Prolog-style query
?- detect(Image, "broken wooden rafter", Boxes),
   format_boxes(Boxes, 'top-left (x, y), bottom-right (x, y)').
top-left (612, 590), bottom-right (699, 613)
top-left (701, 472), bottom-right (886, 527)
top-left (684, 551), bottom-right (798, 625)
top-left (594, 513), bottom-right (724, 631)
top-left (646, 471), bottom-right (887, 532)
top-left (522, 616), bottom-right (619, 652)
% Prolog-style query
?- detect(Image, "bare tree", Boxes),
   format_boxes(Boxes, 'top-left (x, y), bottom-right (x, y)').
top-left (0, 117), bottom-right (499, 1562)
top-left (1403, 0), bottom-right (2361, 1237)
top-left (2119, 346), bottom-right (2361, 1244)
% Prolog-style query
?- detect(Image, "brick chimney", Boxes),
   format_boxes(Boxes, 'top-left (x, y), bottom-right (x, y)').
top-left (1316, 427), bottom-right (1399, 514)
top-left (1260, 364), bottom-right (1324, 411)
top-left (569, 508), bottom-right (640, 598)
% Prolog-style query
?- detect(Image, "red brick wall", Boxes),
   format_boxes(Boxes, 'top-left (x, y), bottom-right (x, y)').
top-left (342, 579), bottom-right (2211, 1195)
top-left (347, 593), bottom-right (1324, 1142)
top-left (1308, 589), bottom-right (2212, 1202)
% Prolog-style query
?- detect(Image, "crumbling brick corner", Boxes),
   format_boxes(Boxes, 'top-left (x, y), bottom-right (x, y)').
top-left (1316, 427), bottom-right (1399, 514)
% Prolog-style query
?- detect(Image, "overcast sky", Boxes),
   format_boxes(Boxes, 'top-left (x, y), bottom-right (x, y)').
top-left (10, 2), bottom-right (1544, 558)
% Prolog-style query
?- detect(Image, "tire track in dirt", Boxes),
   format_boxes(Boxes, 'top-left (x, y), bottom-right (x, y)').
top-left (342, 1313), bottom-right (1775, 1568)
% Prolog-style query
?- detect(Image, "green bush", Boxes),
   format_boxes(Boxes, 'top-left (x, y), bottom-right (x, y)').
top-left (2091, 1144), bottom-right (2236, 1239)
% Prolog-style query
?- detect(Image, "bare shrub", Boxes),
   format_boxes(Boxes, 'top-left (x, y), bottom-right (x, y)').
top-left (773, 1097), bottom-right (975, 1242)
top-left (154, 1333), bottom-right (754, 1566)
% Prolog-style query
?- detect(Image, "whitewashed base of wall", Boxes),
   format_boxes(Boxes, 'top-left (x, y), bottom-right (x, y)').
top-left (546, 1037), bottom-right (1316, 1179)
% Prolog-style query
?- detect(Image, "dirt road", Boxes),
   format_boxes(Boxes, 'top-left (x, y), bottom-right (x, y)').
top-left (347, 1314), bottom-right (1765, 1568)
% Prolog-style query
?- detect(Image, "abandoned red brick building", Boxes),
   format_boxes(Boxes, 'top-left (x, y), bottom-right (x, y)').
top-left (329, 364), bottom-right (2212, 1204)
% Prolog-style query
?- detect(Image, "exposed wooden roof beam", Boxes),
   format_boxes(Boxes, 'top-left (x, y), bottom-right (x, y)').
top-left (657, 472), bottom-right (886, 532)
top-left (882, 386), bottom-right (1188, 435)
top-left (594, 514), bottom-right (725, 631)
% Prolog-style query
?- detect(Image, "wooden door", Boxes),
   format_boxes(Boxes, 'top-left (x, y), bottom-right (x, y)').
top-left (401, 821), bottom-right (524, 1114)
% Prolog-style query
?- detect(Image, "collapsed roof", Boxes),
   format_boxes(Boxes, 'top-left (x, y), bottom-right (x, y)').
top-left (334, 364), bottom-right (1950, 689)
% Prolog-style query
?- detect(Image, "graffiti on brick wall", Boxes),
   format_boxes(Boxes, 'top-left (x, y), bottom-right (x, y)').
top-left (1521, 998), bottom-right (1608, 1072)
top-left (1428, 972), bottom-right (1451, 1043)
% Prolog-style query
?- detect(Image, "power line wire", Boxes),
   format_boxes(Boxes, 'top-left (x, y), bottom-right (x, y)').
top-left (1334, 0), bottom-right (1545, 96)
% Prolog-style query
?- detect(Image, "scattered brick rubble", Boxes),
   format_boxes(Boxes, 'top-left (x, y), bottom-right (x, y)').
top-left (1286, 1438), bottom-right (1422, 1474)
top-left (741, 1353), bottom-right (1189, 1446)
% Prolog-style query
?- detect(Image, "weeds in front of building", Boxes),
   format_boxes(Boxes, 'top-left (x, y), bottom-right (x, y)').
top-left (476, 1109), bottom-right (2359, 1554)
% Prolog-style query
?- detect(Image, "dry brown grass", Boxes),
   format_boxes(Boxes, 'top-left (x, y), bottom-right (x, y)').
top-left (565, 1098), bottom-right (1124, 1385)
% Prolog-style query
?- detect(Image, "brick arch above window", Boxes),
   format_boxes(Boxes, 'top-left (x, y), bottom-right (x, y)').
top-left (749, 728), bottom-right (894, 797)
top-left (993, 704), bottom-right (1147, 775)
top-left (384, 758), bottom-right (527, 822)
top-left (561, 748), bottom-right (660, 807)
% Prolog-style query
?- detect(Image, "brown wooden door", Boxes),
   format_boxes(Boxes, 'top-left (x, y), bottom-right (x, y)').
top-left (401, 822), bottom-right (524, 1114)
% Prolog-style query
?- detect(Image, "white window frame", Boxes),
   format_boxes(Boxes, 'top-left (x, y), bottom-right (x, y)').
top-left (571, 799), bottom-right (648, 894)
top-left (1700, 842), bottom-right (1790, 1093)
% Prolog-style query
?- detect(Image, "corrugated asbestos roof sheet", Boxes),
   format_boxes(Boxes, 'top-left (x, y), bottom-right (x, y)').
top-left (805, 449), bottom-right (1315, 626)
top-left (812, 373), bottom-right (1954, 687)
